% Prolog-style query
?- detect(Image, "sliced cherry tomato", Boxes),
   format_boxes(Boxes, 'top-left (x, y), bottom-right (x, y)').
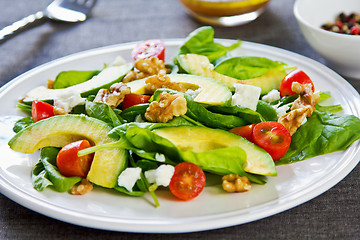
top-left (122, 94), bottom-right (151, 110)
top-left (131, 39), bottom-right (165, 61)
top-left (31, 100), bottom-right (55, 122)
top-left (229, 124), bottom-right (256, 142)
top-left (279, 69), bottom-right (315, 97)
top-left (252, 121), bottom-right (291, 161)
top-left (169, 162), bottom-right (206, 201)
top-left (56, 140), bottom-right (94, 178)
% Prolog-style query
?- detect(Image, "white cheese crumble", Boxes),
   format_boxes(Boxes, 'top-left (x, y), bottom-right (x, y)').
top-left (261, 89), bottom-right (281, 103)
top-left (53, 90), bottom-right (86, 113)
top-left (275, 104), bottom-right (290, 118)
top-left (185, 88), bottom-right (202, 100)
top-left (155, 153), bottom-right (166, 162)
top-left (145, 164), bottom-right (175, 187)
top-left (231, 83), bottom-right (261, 111)
top-left (117, 167), bottom-right (142, 192)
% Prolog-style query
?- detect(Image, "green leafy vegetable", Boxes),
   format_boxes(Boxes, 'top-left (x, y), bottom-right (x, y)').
top-left (16, 102), bottom-right (32, 113)
top-left (214, 56), bottom-right (288, 80)
top-left (120, 104), bottom-right (149, 122)
top-left (207, 104), bottom-right (265, 124)
top-left (178, 26), bottom-right (241, 63)
top-left (277, 111), bottom-right (360, 165)
top-left (32, 147), bottom-right (81, 192)
top-left (53, 70), bottom-right (100, 89)
top-left (256, 100), bottom-right (278, 121)
top-left (13, 116), bottom-right (33, 133)
top-left (85, 101), bottom-right (124, 127)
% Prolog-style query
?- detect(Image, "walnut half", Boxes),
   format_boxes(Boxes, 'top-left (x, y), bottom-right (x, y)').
top-left (144, 71), bottom-right (186, 94)
top-left (278, 82), bottom-right (319, 135)
top-left (122, 57), bottom-right (169, 83)
top-left (145, 92), bottom-right (187, 123)
top-left (71, 179), bottom-right (93, 195)
top-left (94, 82), bottom-right (131, 109)
top-left (222, 174), bottom-right (251, 193)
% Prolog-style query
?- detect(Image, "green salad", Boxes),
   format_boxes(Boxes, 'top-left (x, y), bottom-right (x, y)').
top-left (8, 26), bottom-right (360, 207)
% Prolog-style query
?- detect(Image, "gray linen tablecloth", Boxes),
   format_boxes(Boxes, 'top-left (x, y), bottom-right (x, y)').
top-left (0, 0), bottom-right (359, 239)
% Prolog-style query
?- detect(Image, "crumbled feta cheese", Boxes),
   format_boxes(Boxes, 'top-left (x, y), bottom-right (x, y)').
top-left (156, 165), bottom-right (175, 187)
top-left (144, 169), bottom-right (156, 184)
top-left (117, 167), bottom-right (142, 192)
top-left (53, 90), bottom-right (85, 113)
top-left (261, 89), bottom-right (281, 103)
top-left (145, 164), bottom-right (175, 187)
top-left (231, 83), bottom-right (261, 111)
top-left (111, 56), bottom-right (127, 66)
top-left (185, 88), bottom-right (202, 99)
top-left (275, 105), bottom-right (290, 118)
top-left (155, 153), bottom-right (166, 162)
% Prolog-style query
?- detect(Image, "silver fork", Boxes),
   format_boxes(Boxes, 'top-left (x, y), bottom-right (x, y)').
top-left (0, 0), bottom-right (97, 42)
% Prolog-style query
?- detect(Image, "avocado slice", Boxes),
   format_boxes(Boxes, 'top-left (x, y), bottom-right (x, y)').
top-left (23, 63), bottom-right (133, 102)
top-left (177, 54), bottom-right (287, 95)
top-left (126, 73), bottom-right (232, 105)
top-left (153, 126), bottom-right (276, 176)
top-left (8, 115), bottom-right (127, 188)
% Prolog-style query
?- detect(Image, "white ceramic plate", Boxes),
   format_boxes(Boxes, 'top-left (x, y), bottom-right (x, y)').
top-left (0, 40), bottom-right (359, 233)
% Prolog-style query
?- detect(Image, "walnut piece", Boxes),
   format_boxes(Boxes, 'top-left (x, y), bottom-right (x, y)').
top-left (94, 82), bottom-right (131, 109)
top-left (222, 174), bottom-right (251, 193)
top-left (53, 106), bottom-right (68, 115)
top-left (71, 179), bottom-right (93, 195)
top-left (122, 57), bottom-right (169, 83)
top-left (145, 92), bottom-right (187, 123)
top-left (278, 82), bottom-right (320, 135)
top-left (145, 71), bottom-right (186, 94)
top-left (47, 80), bottom-right (54, 89)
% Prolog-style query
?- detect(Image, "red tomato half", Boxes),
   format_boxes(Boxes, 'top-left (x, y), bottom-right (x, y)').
top-left (122, 94), bottom-right (151, 110)
top-left (56, 140), bottom-right (94, 178)
top-left (131, 39), bottom-right (165, 61)
top-left (279, 69), bottom-right (315, 97)
top-left (32, 100), bottom-right (55, 122)
top-left (169, 162), bottom-right (206, 201)
top-left (252, 121), bottom-right (291, 161)
top-left (229, 124), bottom-right (256, 142)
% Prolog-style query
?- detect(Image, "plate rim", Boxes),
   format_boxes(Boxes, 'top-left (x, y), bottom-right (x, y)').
top-left (1, 39), bottom-right (360, 233)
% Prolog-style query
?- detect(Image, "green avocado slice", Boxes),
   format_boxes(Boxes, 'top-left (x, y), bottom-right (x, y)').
top-left (153, 126), bottom-right (277, 176)
top-left (8, 115), bottom-right (127, 188)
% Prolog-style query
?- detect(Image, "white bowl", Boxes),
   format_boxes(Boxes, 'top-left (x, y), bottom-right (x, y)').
top-left (294, 0), bottom-right (360, 79)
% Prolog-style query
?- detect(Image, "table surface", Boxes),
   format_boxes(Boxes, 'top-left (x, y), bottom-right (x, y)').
top-left (0, 0), bottom-right (359, 239)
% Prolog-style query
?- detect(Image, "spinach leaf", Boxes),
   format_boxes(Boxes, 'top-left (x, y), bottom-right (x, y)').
top-left (186, 100), bottom-right (247, 129)
top-left (151, 89), bottom-right (248, 129)
top-left (13, 116), bottom-right (33, 133)
top-left (120, 104), bottom-right (149, 122)
top-left (207, 105), bottom-right (265, 124)
top-left (16, 102), bottom-right (32, 113)
top-left (277, 111), bottom-right (360, 165)
top-left (214, 56), bottom-right (287, 80)
top-left (32, 147), bottom-right (81, 192)
top-left (53, 70), bottom-right (100, 89)
top-left (256, 100), bottom-right (278, 121)
top-left (108, 116), bottom-right (195, 138)
top-left (316, 104), bottom-right (343, 113)
top-left (178, 26), bottom-right (241, 63)
top-left (85, 101), bottom-right (124, 127)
